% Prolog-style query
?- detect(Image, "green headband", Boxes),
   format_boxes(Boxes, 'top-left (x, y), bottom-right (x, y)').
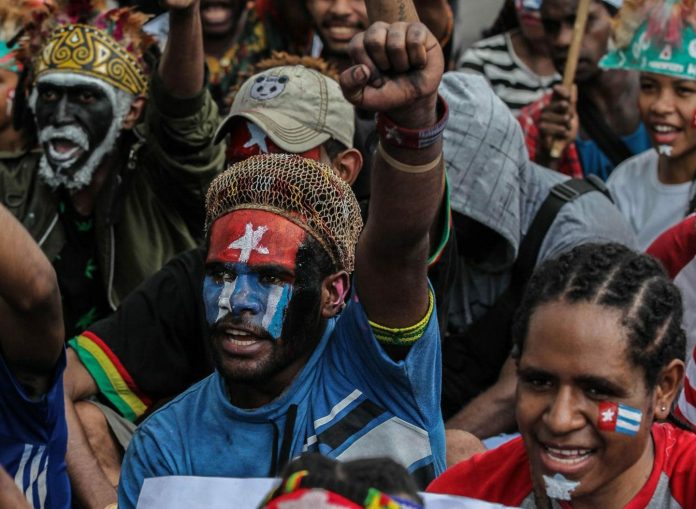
top-left (600, 21), bottom-right (696, 80)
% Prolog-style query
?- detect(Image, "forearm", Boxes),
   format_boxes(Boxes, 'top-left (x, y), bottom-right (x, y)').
top-left (159, 1), bottom-right (204, 97)
top-left (0, 204), bottom-right (62, 370)
top-left (414, 0), bottom-right (452, 43)
top-left (445, 360), bottom-right (518, 439)
top-left (65, 395), bottom-right (117, 509)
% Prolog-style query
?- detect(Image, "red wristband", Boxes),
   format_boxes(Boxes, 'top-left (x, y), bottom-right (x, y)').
top-left (376, 95), bottom-right (449, 149)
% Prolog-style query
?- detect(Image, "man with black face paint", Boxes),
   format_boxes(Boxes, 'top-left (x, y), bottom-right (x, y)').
top-left (118, 18), bottom-right (448, 508)
top-left (1, 0), bottom-right (224, 342)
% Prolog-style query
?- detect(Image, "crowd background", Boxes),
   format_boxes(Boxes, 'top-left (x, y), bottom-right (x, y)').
top-left (1, 0), bottom-right (696, 508)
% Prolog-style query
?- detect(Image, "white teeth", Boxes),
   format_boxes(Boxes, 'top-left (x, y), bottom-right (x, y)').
top-left (228, 338), bottom-right (256, 346)
top-left (654, 125), bottom-right (677, 133)
top-left (230, 329), bottom-right (249, 336)
top-left (545, 446), bottom-right (592, 464)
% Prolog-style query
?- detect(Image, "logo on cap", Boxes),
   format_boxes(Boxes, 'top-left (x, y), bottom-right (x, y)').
top-left (250, 75), bottom-right (289, 101)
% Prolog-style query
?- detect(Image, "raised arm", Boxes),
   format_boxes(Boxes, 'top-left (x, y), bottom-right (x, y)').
top-left (0, 203), bottom-right (63, 392)
top-left (159, 0), bottom-right (205, 97)
top-left (340, 20), bottom-right (445, 331)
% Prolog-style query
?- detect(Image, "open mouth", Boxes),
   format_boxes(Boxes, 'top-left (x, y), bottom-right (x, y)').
top-left (218, 326), bottom-right (268, 356)
top-left (46, 138), bottom-right (85, 163)
top-left (323, 21), bottom-right (363, 42)
top-left (650, 123), bottom-right (681, 146)
top-left (538, 442), bottom-right (596, 476)
top-left (201, 1), bottom-right (234, 25)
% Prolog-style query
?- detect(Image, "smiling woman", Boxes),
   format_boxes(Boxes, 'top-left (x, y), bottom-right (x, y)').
top-left (428, 243), bottom-right (696, 508)
top-left (604, 0), bottom-right (696, 248)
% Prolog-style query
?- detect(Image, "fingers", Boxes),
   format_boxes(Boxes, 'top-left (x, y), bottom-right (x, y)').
top-left (339, 64), bottom-right (371, 106)
top-left (351, 21), bottom-right (431, 77)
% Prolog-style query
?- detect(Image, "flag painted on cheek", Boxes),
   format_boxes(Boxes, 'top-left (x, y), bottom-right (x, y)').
top-left (597, 401), bottom-right (643, 436)
top-left (204, 210), bottom-right (307, 340)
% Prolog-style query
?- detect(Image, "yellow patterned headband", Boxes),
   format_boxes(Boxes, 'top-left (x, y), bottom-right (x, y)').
top-left (33, 24), bottom-right (148, 96)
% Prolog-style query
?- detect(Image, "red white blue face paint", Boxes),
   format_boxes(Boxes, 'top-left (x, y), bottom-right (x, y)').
top-left (597, 401), bottom-right (643, 436)
top-left (204, 210), bottom-right (307, 341)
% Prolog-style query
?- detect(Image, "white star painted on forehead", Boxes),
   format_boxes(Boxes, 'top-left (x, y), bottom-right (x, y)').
top-left (601, 408), bottom-right (616, 423)
top-left (243, 122), bottom-right (270, 153)
top-left (228, 223), bottom-right (269, 262)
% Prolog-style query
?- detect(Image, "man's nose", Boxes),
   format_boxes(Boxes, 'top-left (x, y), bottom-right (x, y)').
top-left (227, 275), bottom-right (263, 316)
top-left (328, 0), bottom-right (354, 15)
top-left (554, 22), bottom-right (574, 50)
top-left (52, 95), bottom-right (74, 125)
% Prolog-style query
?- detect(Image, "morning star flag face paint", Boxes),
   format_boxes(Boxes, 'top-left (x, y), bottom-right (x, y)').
top-left (597, 401), bottom-right (643, 436)
top-left (204, 210), bottom-right (308, 340)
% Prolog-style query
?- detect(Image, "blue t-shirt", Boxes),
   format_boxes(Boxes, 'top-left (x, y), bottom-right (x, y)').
top-left (118, 291), bottom-right (444, 509)
top-left (0, 350), bottom-right (70, 509)
top-left (576, 122), bottom-right (652, 181)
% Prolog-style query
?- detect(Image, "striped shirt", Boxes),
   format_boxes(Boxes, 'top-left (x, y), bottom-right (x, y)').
top-left (457, 31), bottom-right (560, 115)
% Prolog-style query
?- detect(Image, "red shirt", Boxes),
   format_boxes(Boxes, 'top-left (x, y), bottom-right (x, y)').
top-left (517, 93), bottom-right (583, 179)
top-left (427, 423), bottom-right (696, 508)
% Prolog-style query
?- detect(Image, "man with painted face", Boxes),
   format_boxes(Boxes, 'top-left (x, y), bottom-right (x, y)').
top-left (517, 0), bottom-right (652, 179)
top-left (2, 0), bottom-right (223, 341)
top-left (63, 62), bottom-right (364, 508)
top-left (117, 18), bottom-right (447, 507)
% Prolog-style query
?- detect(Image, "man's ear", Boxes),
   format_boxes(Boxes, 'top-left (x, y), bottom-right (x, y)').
top-left (653, 359), bottom-right (685, 420)
top-left (121, 96), bottom-right (147, 130)
top-left (320, 271), bottom-right (351, 318)
top-left (332, 148), bottom-right (363, 185)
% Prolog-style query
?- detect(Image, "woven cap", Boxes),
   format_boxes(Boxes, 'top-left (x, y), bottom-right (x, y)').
top-left (205, 153), bottom-right (363, 272)
top-left (214, 65), bottom-right (355, 151)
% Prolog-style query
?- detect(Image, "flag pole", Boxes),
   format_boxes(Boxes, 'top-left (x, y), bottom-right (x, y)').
top-left (550, 0), bottom-right (592, 159)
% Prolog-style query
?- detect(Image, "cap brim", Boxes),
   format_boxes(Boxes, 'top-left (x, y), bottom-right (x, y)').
top-left (214, 109), bottom-right (331, 153)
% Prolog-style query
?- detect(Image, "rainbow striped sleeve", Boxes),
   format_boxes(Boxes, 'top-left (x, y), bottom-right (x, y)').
top-left (68, 331), bottom-right (152, 422)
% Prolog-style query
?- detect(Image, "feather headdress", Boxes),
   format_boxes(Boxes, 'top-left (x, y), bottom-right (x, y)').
top-left (16, 0), bottom-right (156, 95)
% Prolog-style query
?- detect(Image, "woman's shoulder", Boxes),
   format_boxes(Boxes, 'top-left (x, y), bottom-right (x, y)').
top-left (608, 150), bottom-right (658, 185)
top-left (427, 436), bottom-right (532, 505)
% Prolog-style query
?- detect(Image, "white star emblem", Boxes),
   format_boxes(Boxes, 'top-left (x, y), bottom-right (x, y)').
top-left (384, 125), bottom-right (403, 144)
top-left (601, 408), bottom-right (615, 423)
top-left (228, 223), bottom-right (269, 262)
top-left (243, 122), bottom-right (270, 153)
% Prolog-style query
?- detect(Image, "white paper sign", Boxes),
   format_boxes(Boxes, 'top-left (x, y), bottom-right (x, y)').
top-left (136, 476), bottom-right (518, 509)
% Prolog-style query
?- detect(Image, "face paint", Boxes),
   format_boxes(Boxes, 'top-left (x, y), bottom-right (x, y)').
top-left (658, 144), bottom-right (674, 156)
top-left (543, 473), bottom-right (580, 501)
top-left (29, 73), bottom-right (134, 190)
top-left (204, 210), bottom-right (308, 341)
top-left (597, 401), bottom-right (643, 436)
top-left (225, 120), bottom-right (323, 163)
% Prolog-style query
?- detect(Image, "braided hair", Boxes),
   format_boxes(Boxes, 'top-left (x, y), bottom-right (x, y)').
top-left (512, 243), bottom-right (685, 388)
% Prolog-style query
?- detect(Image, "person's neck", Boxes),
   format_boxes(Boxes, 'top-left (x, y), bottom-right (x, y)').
top-left (69, 154), bottom-right (114, 216)
top-left (225, 350), bottom-right (314, 409)
top-left (659, 150), bottom-right (696, 184)
top-left (204, 32), bottom-right (238, 60)
top-left (0, 127), bottom-right (27, 154)
top-left (564, 434), bottom-right (655, 509)
top-left (510, 30), bottom-right (555, 77)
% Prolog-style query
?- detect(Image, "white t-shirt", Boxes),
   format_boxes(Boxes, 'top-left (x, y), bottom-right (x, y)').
top-left (607, 150), bottom-right (693, 249)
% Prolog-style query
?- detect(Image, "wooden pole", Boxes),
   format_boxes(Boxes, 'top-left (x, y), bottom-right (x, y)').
top-left (364, 0), bottom-right (420, 24)
top-left (550, 0), bottom-right (592, 159)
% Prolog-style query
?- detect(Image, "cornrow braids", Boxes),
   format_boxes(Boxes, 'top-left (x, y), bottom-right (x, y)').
top-left (512, 243), bottom-right (686, 388)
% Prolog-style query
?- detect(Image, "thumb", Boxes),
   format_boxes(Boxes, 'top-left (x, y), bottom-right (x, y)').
top-left (340, 64), bottom-right (371, 107)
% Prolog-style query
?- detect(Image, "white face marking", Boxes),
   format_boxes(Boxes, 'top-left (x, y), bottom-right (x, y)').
top-left (600, 407), bottom-right (616, 422)
top-left (658, 144), bottom-right (674, 156)
top-left (543, 473), bottom-right (580, 501)
top-left (216, 279), bottom-right (236, 322)
top-left (227, 223), bottom-right (269, 263)
top-left (243, 122), bottom-right (270, 153)
top-left (260, 284), bottom-right (284, 330)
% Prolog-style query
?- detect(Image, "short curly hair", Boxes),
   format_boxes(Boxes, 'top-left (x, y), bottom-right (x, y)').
top-left (512, 243), bottom-right (686, 389)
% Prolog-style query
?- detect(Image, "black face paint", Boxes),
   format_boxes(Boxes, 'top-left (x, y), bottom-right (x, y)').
top-left (34, 81), bottom-right (114, 176)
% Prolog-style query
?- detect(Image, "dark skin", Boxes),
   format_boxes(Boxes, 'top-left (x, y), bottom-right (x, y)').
top-left (536, 0), bottom-right (640, 168)
top-left (34, 82), bottom-right (114, 177)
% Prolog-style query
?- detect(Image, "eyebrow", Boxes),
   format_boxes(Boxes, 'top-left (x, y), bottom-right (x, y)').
top-left (517, 366), bottom-right (628, 396)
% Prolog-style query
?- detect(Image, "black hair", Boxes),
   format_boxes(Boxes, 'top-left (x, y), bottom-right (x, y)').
top-left (267, 453), bottom-right (423, 505)
top-left (322, 138), bottom-right (349, 163)
top-left (511, 243), bottom-right (685, 389)
top-left (482, 0), bottom-right (518, 39)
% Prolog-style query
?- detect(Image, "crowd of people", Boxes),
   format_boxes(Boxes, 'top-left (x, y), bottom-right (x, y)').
top-left (1, 0), bottom-right (696, 508)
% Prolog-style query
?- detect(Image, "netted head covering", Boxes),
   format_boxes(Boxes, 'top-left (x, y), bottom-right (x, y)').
top-left (16, 0), bottom-right (156, 96)
top-left (600, 0), bottom-right (696, 80)
top-left (205, 154), bottom-right (363, 273)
